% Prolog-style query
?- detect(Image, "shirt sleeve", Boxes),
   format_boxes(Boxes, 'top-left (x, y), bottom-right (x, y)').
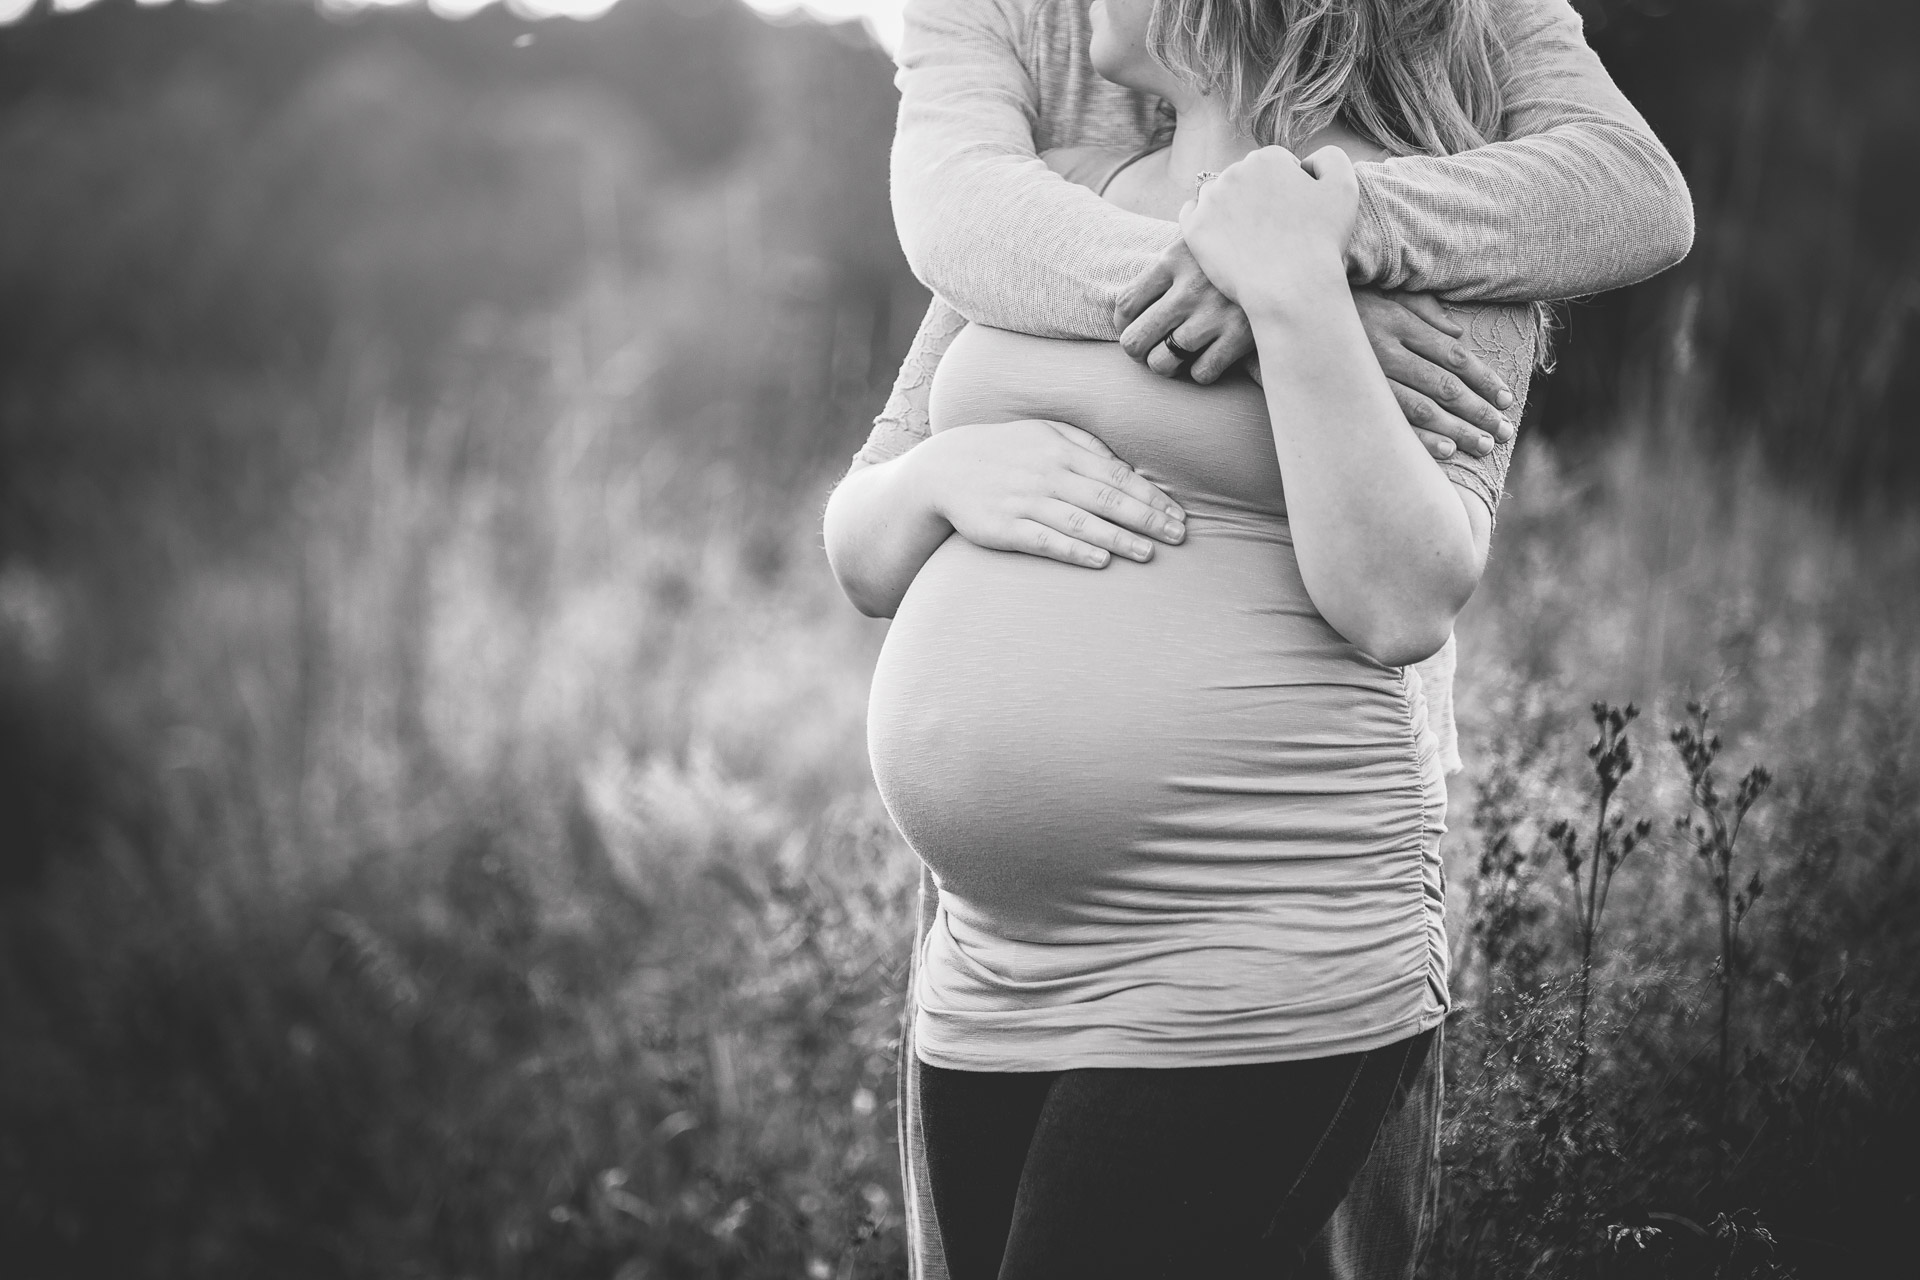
top-left (1436, 302), bottom-right (1541, 521)
top-left (890, 0), bottom-right (1177, 340)
top-left (1347, 0), bottom-right (1695, 301)
top-left (894, 0), bottom-right (1692, 334)
top-left (855, 296), bottom-right (971, 467)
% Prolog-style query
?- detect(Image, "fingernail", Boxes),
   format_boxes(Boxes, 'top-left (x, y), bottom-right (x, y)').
top-left (1477, 434), bottom-right (1493, 453)
top-left (1090, 549), bottom-right (1110, 566)
top-left (1168, 521), bottom-right (1185, 542)
top-left (1437, 441), bottom-right (1455, 457)
top-left (1496, 388), bottom-right (1514, 409)
top-left (1132, 540), bottom-right (1152, 560)
top-left (1496, 416), bottom-right (1514, 440)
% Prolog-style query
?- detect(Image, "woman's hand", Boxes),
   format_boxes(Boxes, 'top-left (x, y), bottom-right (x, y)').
top-left (921, 419), bottom-right (1186, 569)
top-left (1179, 146), bottom-right (1359, 315)
top-left (824, 420), bottom-right (1184, 618)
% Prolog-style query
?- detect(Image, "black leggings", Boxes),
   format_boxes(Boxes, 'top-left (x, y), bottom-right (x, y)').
top-left (916, 1029), bottom-right (1434, 1280)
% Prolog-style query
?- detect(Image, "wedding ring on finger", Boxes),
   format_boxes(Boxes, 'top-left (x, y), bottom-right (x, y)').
top-left (1194, 170), bottom-right (1220, 189)
top-left (1162, 336), bottom-right (1199, 365)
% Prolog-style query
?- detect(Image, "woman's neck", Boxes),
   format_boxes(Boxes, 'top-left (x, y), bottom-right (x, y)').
top-left (1102, 90), bottom-right (1382, 222)
top-left (1162, 93), bottom-right (1257, 186)
top-left (1104, 92), bottom-right (1256, 220)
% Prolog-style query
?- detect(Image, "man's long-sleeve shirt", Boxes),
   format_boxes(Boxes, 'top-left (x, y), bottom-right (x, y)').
top-left (862, 0), bottom-right (1694, 465)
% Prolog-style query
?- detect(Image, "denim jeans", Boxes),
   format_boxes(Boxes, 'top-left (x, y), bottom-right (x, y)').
top-left (897, 870), bottom-right (1443, 1280)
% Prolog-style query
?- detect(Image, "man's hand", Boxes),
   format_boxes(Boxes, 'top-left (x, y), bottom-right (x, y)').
top-left (1353, 290), bottom-right (1516, 459)
top-left (1117, 248), bottom-right (1517, 461)
top-left (1114, 240), bottom-right (1255, 386)
top-left (921, 419), bottom-right (1186, 569)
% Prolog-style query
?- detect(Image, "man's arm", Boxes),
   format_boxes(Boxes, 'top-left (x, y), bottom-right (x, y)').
top-left (889, 0), bottom-right (1175, 339)
top-left (893, 0), bottom-right (1691, 333)
top-left (1348, 0), bottom-right (1695, 300)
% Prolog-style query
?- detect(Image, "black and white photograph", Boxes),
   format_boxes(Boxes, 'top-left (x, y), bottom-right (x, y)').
top-left (0, 0), bottom-right (1914, 1276)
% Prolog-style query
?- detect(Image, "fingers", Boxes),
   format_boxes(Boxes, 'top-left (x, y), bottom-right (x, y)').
top-left (1389, 291), bottom-right (1464, 338)
top-left (1413, 427), bottom-right (1459, 461)
top-left (1120, 282), bottom-right (1200, 362)
top-left (1187, 310), bottom-right (1255, 385)
top-left (1053, 472), bottom-right (1186, 547)
top-left (1005, 519), bottom-right (1112, 569)
top-left (1060, 448), bottom-right (1184, 524)
top-left (1395, 313), bottom-right (1517, 426)
top-left (1043, 420), bottom-right (1117, 459)
top-left (1115, 243), bottom-right (1187, 328)
top-left (1130, 288), bottom-right (1250, 383)
top-left (1035, 498), bottom-right (1160, 563)
top-left (1389, 381), bottom-right (1494, 458)
top-left (1375, 340), bottom-right (1509, 445)
top-left (1299, 144), bottom-right (1353, 181)
top-left (1144, 324), bottom-right (1202, 379)
top-left (1036, 420), bottom-right (1182, 522)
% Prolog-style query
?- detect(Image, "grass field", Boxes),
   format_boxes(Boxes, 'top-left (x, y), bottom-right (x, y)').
top-left (3, 264), bottom-right (1915, 1277)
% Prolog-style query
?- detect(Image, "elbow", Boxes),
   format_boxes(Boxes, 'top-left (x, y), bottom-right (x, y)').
top-left (821, 534), bottom-right (902, 620)
top-left (891, 158), bottom-right (971, 298)
top-left (841, 577), bottom-right (901, 620)
top-left (1336, 570), bottom-right (1479, 669)
top-left (1645, 163), bottom-right (1697, 278)
top-left (1621, 133), bottom-right (1698, 281)
top-left (1353, 617), bottom-right (1457, 670)
top-left (821, 509), bottom-right (902, 621)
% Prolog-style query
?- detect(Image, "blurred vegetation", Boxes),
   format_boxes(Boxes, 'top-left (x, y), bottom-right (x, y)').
top-left (0, 1), bottom-right (1914, 1278)
top-left (1555, 0), bottom-right (1920, 500)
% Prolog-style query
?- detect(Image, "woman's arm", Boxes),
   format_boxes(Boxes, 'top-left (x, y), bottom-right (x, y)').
top-left (1180, 147), bottom-right (1514, 666)
top-left (893, 0), bottom-right (1690, 335)
top-left (825, 421), bottom-right (1186, 618)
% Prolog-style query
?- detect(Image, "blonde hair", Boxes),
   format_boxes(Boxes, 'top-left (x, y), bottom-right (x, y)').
top-left (1148, 0), bottom-right (1507, 158)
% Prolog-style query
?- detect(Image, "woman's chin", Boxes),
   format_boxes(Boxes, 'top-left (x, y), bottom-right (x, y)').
top-left (1087, 45), bottom-right (1134, 91)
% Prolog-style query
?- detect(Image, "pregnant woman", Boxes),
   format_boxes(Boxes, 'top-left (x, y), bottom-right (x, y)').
top-left (827, 1), bottom-right (1547, 1274)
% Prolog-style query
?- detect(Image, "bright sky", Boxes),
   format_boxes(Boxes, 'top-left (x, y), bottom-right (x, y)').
top-left (2, 0), bottom-right (909, 53)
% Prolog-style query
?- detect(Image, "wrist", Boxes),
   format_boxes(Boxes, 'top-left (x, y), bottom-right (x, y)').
top-left (902, 432), bottom-right (960, 530)
top-left (1242, 260), bottom-right (1353, 331)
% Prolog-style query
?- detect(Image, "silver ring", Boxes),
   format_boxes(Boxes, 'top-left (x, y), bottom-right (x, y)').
top-left (1194, 170), bottom-right (1220, 189)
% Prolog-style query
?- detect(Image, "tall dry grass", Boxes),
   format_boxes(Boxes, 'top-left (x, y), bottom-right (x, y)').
top-left (1431, 403), bottom-right (1920, 1278)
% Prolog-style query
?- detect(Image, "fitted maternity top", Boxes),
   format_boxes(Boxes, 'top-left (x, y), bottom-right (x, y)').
top-left (867, 301), bottom-right (1538, 1077)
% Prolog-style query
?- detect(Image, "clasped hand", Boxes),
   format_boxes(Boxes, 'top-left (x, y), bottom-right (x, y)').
top-left (923, 148), bottom-right (1515, 575)
top-left (1116, 146), bottom-right (1515, 461)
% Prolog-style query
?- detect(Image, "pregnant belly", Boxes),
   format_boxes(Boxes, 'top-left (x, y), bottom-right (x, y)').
top-left (867, 523), bottom-right (1439, 940)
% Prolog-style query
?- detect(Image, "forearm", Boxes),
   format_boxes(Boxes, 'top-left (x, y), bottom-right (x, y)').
top-left (1347, 0), bottom-right (1693, 301)
top-left (897, 152), bottom-right (1176, 338)
top-left (1349, 127), bottom-right (1692, 302)
top-left (823, 456), bottom-right (952, 619)
top-left (891, 0), bottom-right (1173, 338)
top-left (1248, 280), bottom-right (1484, 664)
